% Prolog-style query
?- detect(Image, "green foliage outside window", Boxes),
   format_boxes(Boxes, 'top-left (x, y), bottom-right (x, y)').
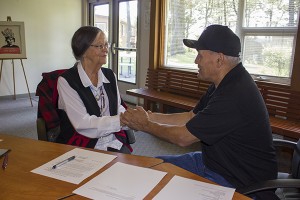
top-left (165, 0), bottom-right (300, 79)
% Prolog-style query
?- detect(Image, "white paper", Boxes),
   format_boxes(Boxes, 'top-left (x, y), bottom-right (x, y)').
top-left (153, 175), bottom-right (235, 200)
top-left (31, 148), bottom-right (117, 184)
top-left (73, 162), bottom-right (167, 200)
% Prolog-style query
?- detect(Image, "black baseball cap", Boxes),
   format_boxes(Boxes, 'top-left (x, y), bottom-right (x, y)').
top-left (183, 25), bottom-right (241, 57)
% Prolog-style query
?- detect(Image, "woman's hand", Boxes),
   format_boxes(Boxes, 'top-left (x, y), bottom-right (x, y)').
top-left (120, 106), bottom-right (149, 131)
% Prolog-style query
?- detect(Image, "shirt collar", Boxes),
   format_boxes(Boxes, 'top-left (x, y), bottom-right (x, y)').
top-left (77, 61), bottom-right (110, 88)
top-left (217, 62), bottom-right (243, 89)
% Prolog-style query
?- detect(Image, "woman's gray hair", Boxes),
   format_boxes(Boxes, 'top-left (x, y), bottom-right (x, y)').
top-left (71, 26), bottom-right (103, 60)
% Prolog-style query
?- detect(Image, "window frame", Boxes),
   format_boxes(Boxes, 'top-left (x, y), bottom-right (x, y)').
top-left (149, 0), bottom-right (300, 90)
top-left (240, 27), bottom-right (297, 85)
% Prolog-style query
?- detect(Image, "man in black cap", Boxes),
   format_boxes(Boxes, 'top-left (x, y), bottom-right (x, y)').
top-left (121, 25), bottom-right (278, 199)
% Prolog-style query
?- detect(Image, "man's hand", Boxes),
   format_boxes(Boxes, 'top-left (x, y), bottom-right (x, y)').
top-left (120, 106), bottom-right (149, 131)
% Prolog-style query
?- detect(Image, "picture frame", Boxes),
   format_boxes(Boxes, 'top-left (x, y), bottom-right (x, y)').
top-left (0, 21), bottom-right (26, 59)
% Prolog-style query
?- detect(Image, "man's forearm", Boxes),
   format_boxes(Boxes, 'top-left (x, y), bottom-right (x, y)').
top-left (148, 111), bottom-right (194, 125)
top-left (142, 120), bottom-right (199, 147)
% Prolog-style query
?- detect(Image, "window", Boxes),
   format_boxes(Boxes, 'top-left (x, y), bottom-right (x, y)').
top-left (95, 22), bottom-right (107, 31)
top-left (163, 0), bottom-right (300, 84)
top-left (90, 0), bottom-right (138, 84)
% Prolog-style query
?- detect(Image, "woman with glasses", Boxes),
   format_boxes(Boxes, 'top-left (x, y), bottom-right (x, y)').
top-left (56, 26), bottom-right (132, 153)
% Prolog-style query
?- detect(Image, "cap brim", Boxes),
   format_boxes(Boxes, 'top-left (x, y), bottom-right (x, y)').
top-left (183, 39), bottom-right (198, 49)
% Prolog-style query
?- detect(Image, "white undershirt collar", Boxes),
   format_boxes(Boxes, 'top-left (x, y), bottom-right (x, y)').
top-left (77, 61), bottom-right (110, 88)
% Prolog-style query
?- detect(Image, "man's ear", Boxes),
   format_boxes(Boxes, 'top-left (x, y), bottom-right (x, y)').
top-left (217, 53), bottom-right (224, 67)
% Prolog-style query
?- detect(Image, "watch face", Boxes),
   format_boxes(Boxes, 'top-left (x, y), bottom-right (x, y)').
top-left (0, 149), bottom-right (10, 158)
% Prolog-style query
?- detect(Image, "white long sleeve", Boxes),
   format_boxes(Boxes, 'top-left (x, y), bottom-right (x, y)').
top-left (57, 63), bottom-right (125, 150)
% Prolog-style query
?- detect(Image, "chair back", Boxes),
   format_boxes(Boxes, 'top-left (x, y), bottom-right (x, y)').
top-left (35, 69), bottom-right (67, 141)
top-left (292, 139), bottom-right (300, 178)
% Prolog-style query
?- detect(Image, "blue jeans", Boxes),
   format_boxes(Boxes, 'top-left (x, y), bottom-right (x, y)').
top-left (156, 152), bottom-right (234, 188)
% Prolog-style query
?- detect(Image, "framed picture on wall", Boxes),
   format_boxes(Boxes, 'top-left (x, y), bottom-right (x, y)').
top-left (0, 21), bottom-right (26, 59)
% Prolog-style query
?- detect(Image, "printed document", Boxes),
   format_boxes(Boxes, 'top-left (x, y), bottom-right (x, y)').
top-left (153, 175), bottom-right (235, 200)
top-left (73, 162), bottom-right (167, 200)
top-left (31, 148), bottom-right (117, 184)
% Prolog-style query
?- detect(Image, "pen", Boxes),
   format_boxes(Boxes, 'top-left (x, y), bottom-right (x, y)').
top-left (52, 156), bottom-right (75, 169)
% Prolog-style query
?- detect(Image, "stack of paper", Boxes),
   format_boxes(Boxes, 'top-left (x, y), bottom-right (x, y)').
top-left (31, 148), bottom-right (117, 184)
top-left (74, 162), bottom-right (167, 200)
top-left (153, 175), bottom-right (235, 200)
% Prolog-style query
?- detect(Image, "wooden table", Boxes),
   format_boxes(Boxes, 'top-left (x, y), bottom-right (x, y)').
top-left (0, 134), bottom-right (162, 200)
top-left (0, 134), bottom-right (250, 200)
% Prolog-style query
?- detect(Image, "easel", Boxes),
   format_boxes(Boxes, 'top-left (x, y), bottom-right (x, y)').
top-left (0, 16), bottom-right (32, 107)
top-left (0, 59), bottom-right (33, 107)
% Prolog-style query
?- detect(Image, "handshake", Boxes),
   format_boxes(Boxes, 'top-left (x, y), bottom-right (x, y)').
top-left (120, 106), bottom-right (150, 132)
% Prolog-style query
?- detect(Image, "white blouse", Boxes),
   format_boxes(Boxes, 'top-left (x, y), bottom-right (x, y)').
top-left (57, 62), bottom-right (125, 151)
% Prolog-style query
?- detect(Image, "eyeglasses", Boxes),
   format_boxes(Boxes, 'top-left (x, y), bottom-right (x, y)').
top-left (90, 43), bottom-right (110, 50)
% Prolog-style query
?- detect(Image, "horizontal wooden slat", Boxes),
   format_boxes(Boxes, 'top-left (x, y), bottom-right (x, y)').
top-left (256, 81), bottom-right (300, 122)
top-left (127, 88), bottom-right (197, 110)
top-left (269, 117), bottom-right (300, 139)
top-left (145, 68), bottom-right (210, 99)
top-left (256, 81), bottom-right (300, 138)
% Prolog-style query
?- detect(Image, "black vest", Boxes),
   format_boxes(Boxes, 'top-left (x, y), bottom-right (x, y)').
top-left (57, 64), bottom-right (119, 148)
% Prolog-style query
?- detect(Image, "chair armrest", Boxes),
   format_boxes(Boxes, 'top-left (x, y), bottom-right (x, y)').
top-left (36, 118), bottom-right (47, 141)
top-left (273, 139), bottom-right (297, 149)
top-left (237, 179), bottom-right (300, 195)
top-left (36, 118), bottom-right (60, 142)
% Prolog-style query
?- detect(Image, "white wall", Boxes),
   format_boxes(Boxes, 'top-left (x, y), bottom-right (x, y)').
top-left (0, 0), bottom-right (82, 97)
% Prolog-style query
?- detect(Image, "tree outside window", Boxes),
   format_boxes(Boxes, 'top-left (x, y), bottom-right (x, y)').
top-left (165, 0), bottom-right (300, 82)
